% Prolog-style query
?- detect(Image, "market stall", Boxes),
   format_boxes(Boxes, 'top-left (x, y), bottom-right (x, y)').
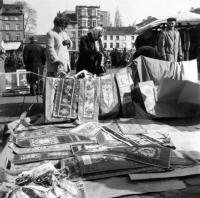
top-left (1, 61), bottom-right (200, 197)
top-left (0, 41), bottom-right (30, 96)
top-left (134, 12), bottom-right (200, 61)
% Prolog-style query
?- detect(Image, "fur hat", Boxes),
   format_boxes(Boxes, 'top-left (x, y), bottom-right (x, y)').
top-left (167, 17), bottom-right (177, 22)
top-left (29, 36), bottom-right (37, 42)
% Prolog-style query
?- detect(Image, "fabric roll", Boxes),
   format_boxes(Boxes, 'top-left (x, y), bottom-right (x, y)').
top-left (115, 67), bottom-right (135, 117)
top-left (99, 74), bottom-right (120, 119)
top-left (45, 77), bottom-right (70, 123)
top-left (78, 77), bottom-right (100, 123)
top-left (13, 150), bottom-right (73, 164)
top-left (53, 77), bottom-right (79, 119)
top-left (13, 134), bottom-right (93, 148)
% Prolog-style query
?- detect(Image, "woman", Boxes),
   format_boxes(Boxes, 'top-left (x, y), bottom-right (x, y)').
top-left (46, 12), bottom-right (72, 77)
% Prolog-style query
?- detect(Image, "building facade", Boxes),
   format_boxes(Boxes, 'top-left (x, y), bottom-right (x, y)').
top-left (76, 5), bottom-right (101, 38)
top-left (64, 11), bottom-right (79, 51)
top-left (66, 23), bottom-right (79, 51)
top-left (100, 11), bottom-right (110, 27)
top-left (102, 27), bottom-right (136, 50)
top-left (0, 3), bottom-right (24, 42)
top-left (65, 6), bottom-right (136, 52)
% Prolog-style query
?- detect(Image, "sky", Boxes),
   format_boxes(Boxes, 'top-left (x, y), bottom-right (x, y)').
top-left (4, 0), bottom-right (200, 34)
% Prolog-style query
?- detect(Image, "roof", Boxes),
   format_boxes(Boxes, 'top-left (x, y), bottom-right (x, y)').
top-left (134, 12), bottom-right (200, 34)
top-left (76, 5), bottom-right (100, 8)
top-left (191, 8), bottom-right (200, 15)
top-left (2, 4), bottom-right (23, 15)
top-left (104, 26), bottom-right (136, 35)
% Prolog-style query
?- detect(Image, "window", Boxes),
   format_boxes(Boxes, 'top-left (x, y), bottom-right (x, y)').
top-left (4, 16), bottom-right (8, 20)
top-left (16, 33), bottom-right (21, 40)
top-left (110, 35), bottom-right (113, 40)
top-left (91, 8), bottom-right (97, 17)
top-left (92, 20), bottom-right (96, 27)
top-left (81, 20), bottom-right (87, 28)
top-left (104, 43), bottom-right (107, 48)
top-left (104, 35), bottom-right (107, 40)
top-left (80, 8), bottom-right (87, 16)
top-left (116, 43), bottom-right (119, 48)
top-left (5, 33), bottom-right (10, 41)
top-left (132, 35), bottom-right (135, 40)
top-left (16, 24), bottom-right (20, 30)
top-left (5, 23), bottom-right (10, 30)
top-left (71, 31), bottom-right (76, 39)
top-left (132, 43), bottom-right (135, 48)
top-left (15, 16), bottom-right (19, 20)
top-left (116, 35), bottom-right (119, 40)
top-left (110, 43), bottom-right (113, 48)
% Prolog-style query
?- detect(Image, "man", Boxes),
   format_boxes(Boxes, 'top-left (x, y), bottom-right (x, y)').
top-left (158, 17), bottom-right (183, 62)
top-left (23, 36), bottom-right (46, 95)
top-left (46, 12), bottom-right (72, 77)
top-left (76, 26), bottom-right (109, 76)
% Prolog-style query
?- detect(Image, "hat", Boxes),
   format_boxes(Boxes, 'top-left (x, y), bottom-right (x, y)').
top-left (92, 26), bottom-right (104, 34)
top-left (29, 36), bottom-right (37, 41)
top-left (167, 17), bottom-right (177, 22)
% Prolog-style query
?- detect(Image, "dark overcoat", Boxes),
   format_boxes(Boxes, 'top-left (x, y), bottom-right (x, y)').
top-left (76, 32), bottom-right (107, 75)
top-left (23, 42), bottom-right (46, 84)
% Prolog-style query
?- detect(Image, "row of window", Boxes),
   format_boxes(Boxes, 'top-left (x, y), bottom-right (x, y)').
top-left (104, 42), bottom-right (135, 48)
top-left (78, 8), bottom-right (98, 17)
top-left (79, 20), bottom-right (98, 28)
top-left (103, 35), bottom-right (135, 40)
top-left (4, 16), bottom-right (20, 20)
top-left (5, 23), bottom-right (21, 30)
top-left (104, 43), bottom-right (120, 48)
top-left (5, 33), bottom-right (21, 41)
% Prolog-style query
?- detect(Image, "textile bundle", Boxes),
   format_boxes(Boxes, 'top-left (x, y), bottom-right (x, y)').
top-left (45, 57), bottom-right (200, 121)
top-left (1, 117), bottom-right (198, 197)
top-left (45, 67), bottom-right (136, 123)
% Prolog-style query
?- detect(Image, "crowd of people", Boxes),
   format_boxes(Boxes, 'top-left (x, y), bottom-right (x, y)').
top-left (1, 11), bottom-right (199, 95)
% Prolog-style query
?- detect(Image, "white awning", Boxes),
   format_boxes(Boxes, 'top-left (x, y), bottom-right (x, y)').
top-left (1, 41), bottom-right (22, 51)
top-left (134, 12), bottom-right (200, 34)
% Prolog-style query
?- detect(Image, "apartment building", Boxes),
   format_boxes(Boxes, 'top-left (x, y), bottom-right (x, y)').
top-left (0, 2), bottom-right (24, 42)
top-left (102, 27), bottom-right (136, 50)
top-left (76, 5), bottom-right (101, 38)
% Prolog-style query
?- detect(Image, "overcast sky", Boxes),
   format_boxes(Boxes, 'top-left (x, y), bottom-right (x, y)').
top-left (4, 0), bottom-right (200, 34)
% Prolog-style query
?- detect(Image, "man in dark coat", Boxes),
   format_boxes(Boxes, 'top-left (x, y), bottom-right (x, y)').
top-left (76, 26), bottom-right (109, 76)
top-left (23, 36), bottom-right (46, 95)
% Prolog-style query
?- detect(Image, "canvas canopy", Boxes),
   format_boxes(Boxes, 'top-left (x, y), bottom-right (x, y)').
top-left (134, 12), bottom-right (200, 34)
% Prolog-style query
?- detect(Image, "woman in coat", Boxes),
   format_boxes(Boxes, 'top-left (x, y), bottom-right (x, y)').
top-left (46, 12), bottom-right (72, 77)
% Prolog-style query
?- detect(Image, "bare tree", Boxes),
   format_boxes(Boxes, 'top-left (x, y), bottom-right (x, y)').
top-left (15, 1), bottom-right (37, 36)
